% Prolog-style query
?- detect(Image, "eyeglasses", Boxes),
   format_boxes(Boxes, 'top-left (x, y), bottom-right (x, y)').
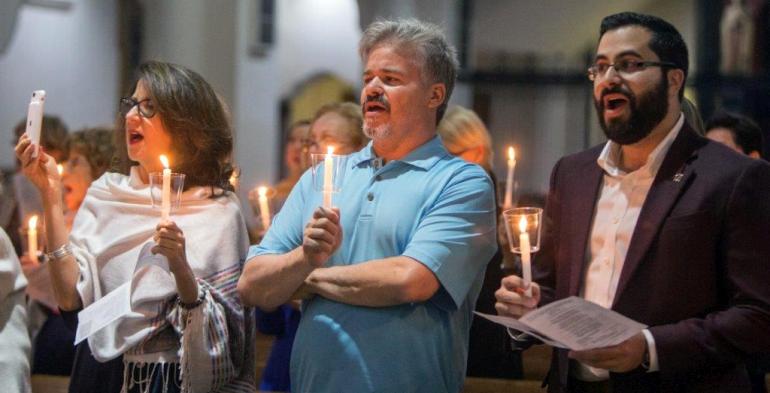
top-left (302, 136), bottom-right (352, 151)
top-left (587, 59), bottom-right (677, 81)
top-left (119, 97), bottom-right (157, 118)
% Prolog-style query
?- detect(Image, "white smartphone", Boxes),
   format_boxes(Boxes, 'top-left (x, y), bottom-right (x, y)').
top-left (25, 90), bottom-right (46, 158)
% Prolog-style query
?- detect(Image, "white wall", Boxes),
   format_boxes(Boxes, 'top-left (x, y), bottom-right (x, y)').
top-left (140, 0), bottom-right (236, 106)
top-left (0, 0), bottom-right (119, 168)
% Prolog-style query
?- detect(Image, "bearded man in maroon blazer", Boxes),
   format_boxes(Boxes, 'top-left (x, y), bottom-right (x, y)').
top-left (495, 12), bottom-right (770, 393)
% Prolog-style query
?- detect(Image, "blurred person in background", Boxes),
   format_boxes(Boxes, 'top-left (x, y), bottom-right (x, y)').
top-left (681, 97), bottom-right (705, 136)
top-left (305, 102), bottom-right (367, 156)
top-left (438, 105), bottom-right (523, 379)
top-left (273, 120), bottom-right (311, 203)
top-left (705, 111), bottom-right (764, 159)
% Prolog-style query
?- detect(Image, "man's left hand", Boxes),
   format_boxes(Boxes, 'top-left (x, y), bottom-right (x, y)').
top-left (292, 282), bottom-right (315, 302)
top-left (568, 332), bottom-right (647, 373)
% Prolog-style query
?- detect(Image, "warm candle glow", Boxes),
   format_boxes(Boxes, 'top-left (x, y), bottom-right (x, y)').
top-left (504, 146), bottom-right (517, 209)
top-left (323, 146), bottom-right (335, 208)
top-left (28, 215), bottom-right (39, 262)
top-left (257, 186), bottom-right (271, 231)
top-left (28, 215), bottom-right (38, 229)
top-left (160, 155), bottom-right (171, 221)
top-left (518, 215), bottom-right (532, 297)
top-left (57, 164), bottom-right (63, 176)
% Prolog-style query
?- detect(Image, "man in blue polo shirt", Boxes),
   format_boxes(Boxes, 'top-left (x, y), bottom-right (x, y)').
top-left (238, 18), bottom-right (497, 392)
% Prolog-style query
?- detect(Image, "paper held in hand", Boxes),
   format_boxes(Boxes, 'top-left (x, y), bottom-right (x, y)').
top-left (476, 296), bottom-right (647, 351)
top-left (75, 242), bottom-right (172, 345)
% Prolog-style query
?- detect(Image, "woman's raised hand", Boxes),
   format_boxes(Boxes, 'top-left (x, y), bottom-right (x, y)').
top-left (15, 133), bottom-right (61, 197)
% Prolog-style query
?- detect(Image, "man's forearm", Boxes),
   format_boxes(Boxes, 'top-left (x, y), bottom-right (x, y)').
top-left (305, 256), bottom-right (439, 307)
top-left (237, 247), bottom-right (316, 310)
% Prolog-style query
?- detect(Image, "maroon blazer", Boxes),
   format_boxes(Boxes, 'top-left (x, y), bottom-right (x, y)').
top-left (534, 125), bottom-right (770, 393)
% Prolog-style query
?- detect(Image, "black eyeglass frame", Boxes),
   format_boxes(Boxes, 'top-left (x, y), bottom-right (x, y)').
top-left (119, 97), bottom-right (157, 118)
top-left (587, 60), bottom-right (678, 81)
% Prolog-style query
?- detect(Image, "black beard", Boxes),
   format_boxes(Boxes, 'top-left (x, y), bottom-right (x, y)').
top-left (595, 76), bottom-right (669, 145)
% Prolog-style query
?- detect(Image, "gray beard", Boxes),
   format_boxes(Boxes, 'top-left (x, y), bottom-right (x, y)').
top-left (363, 123), bottom-right (391, 140)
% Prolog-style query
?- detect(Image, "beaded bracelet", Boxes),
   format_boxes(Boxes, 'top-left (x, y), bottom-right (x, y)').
top-left (45, 243), bottom-right (73, 261)
top-left (177, 290), bottom-right (205, 310)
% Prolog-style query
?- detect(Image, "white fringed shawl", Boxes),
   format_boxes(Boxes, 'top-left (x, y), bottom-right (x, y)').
top-left (69, 167), bottom-right (255, 393)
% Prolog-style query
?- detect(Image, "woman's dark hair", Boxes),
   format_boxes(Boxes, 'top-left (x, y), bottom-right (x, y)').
top-left (706, 111), bottom-right (765, 157)
top-left (68, 127), bottom-right (116, 179)
top-left (114, 61), bottom-right (234, 195)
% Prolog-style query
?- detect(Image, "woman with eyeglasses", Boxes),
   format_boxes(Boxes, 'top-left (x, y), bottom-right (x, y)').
top-left (15, 61), bottom-right (255, 393)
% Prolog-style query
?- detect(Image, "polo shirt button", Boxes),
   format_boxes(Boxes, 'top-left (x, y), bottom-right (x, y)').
top-left (367, 192), bottom-right (374, 201)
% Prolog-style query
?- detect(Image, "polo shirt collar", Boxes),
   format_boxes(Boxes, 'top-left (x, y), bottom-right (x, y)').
top-left (352, 136), bottom-right (448, 171)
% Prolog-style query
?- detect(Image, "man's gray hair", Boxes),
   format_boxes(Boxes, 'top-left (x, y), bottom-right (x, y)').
top-left (359, 18), bottom-right (459, 124)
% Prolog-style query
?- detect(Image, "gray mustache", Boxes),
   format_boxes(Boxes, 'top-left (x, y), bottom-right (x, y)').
top-left (362, 95), bottom-right (390, 112)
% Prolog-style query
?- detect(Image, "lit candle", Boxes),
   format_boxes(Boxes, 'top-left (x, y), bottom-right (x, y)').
top-left (229, 171), bottom-right (239, 190)
top-left (504, 147), bottom-right (516, 209)
top-left (159, 155), bottom-right (171, 221)
top-left (323, 146), bottom-right (334, 209)
top-left (257, 186), bottom-right (271, 231)
top-left (57, 164), bottom-right (63, 176)
top-left (28, 215), bottom-right (38, 263)
top-left (518, 216), bottom-right (532, 297)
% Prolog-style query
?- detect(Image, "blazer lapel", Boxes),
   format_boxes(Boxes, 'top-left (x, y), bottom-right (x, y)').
top-left (567, 158), bottom-right (604, 297)
top-left (613, 126), bottom-right (704, 304)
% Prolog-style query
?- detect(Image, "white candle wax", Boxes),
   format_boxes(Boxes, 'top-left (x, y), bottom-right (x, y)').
top-left (504, 147), bottom-right (516, 209)
top-left (257, 186), bottom-right (271, 231)
top-left (160, 155), bottom-right (171, 221)
top-left (28, 215), bottom-right (38, 263)
top-left (518, 216), bottom-right (532, 297)
top-left (323, 146), bottom-right (334, 209)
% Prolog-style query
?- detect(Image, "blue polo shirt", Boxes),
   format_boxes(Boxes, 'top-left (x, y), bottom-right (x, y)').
top-left (248, 136), bottom-right (497, 392)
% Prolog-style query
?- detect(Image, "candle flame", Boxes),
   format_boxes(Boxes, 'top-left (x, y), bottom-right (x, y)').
top-left (327, 146), bottom-right (334, 155)
top-left (57, 164), bottom-right (63, 176)
top-left (518, 216), bottom-right (527, 233)
top-left (257, 186), bottom-right (268, 198)
top-left (159, 155), bottom-right (170, 169)
top-left (508, 147), bottom-right (516, 161)
top-left (28, 215), bottom-right (38, 228)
